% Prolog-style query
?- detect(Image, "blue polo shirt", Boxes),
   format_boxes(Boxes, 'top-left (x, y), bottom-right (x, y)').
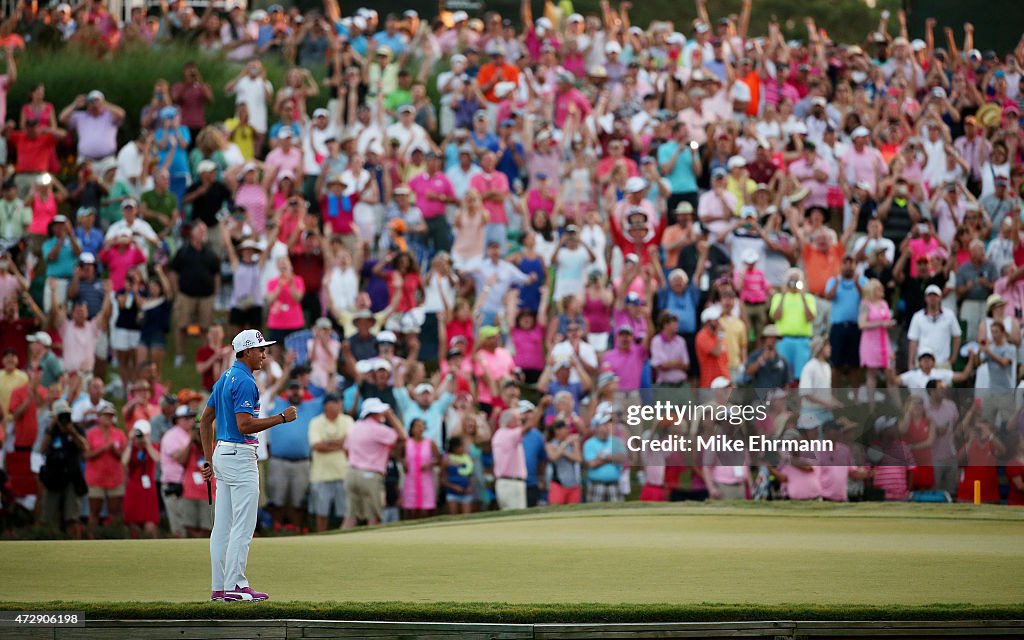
top-left (208, 360), bottom-right (260, 445)
top-left (393, 388), bottom-right (455, 449)
top-left (583, 435), bottom-right (626, 483)
top-left (523, 428), bottom-right (547, 488)
top-left (825, 275), bottom-right (867, 325)
top-left (267, 394), bottom-right (324, 460)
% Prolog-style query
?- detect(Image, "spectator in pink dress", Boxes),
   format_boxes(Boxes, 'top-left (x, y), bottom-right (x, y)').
top-left (265, 257), bottom-right (306, 344)
top-left (401, 418), bottom-right (441, 520)
top-left (858, 279), bottom-right (894, 400)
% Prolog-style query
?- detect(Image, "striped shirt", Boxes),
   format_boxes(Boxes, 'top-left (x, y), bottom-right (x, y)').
top-left (872, 440), bottom-right (913, 501)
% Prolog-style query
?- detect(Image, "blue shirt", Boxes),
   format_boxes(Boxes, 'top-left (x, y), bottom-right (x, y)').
top-left (583, 435), bottom-right (626, 483)
top-left (825, 275), bottom-right (867, 325)
top-left (372, 31), bottom-right (407, 56)
top-left (544, 380), bottom-right (584, 419)
top-left (657, 141), bottom-right (698, 194)
top-left (393, 388), bottom-right (455, 449)
top-left (658, 284), bottom-right (700, 334)
top-left (208, 360), bottom-right (260, 444)
top-left (42, 237), bottom-right (77, 278)
top-left (496, 142), bottom-right (524, 186)
top-left (76, 227), bottom-right (104, 258)
top-left (523, 428), bottom-right (547, 488)
top-left (267, 395), bottom-right (324, 459)
top-left (154, 126), bottom-right (191, 176)
top-left (471, 130), bottom-right (499, 153)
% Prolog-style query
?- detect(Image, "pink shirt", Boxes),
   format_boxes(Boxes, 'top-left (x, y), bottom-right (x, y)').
top-left (85, 426), bottom-right (128, 489)
top-left (735, 267), bottom-right (770, 304)
top-left (780, 461), bottom-right (821, 500)
top-left (602, 343), bottom-right (646, 391)
top-left (469, 171), bottom-right (510, 225)
top-left (841, 146), bottom-right (887, 192)
top-left (99, 245), bottom-right (147, 291)
top-left (265, 147), bottom-right (303, 181)
top-left (408, 171), bottom-right (455, 220)
top-left (907, 237), bottom-right (940, 277)
top-left (473, 348), bottom-right (516, 404)
top-left (491, 426), bottom-right (526, 479)
top-left (60, 318), bottom-right (100, 373)
top-left (553, 88), bottom-right (591, 129)
top-left (788, 157), bottom-right (830, 209)
top-left (159, 425), bottom-right (191, 484)
top-left (510, 325), bottom-right (545, 371)
top-left (345, 418), bottom-right (398, 474)
top-left (266, 275), bottom-right (306, 330)
top-left (817, 442), bottom-right (855, 501)
top-left (234, 184), bottom-right (268, 232)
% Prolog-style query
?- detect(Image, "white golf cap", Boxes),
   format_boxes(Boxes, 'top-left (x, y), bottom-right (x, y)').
top-left (796, 414), bottom-right (820, 431)
top-left (727, 155), bottom-right (747, 169)
top-left (743, 250), bottom-right (759, 264)
top-left (852, 126), bottom-right (871, 139)
top-left (567, 13), bottom-right (583, 23)
top-left (700, 307), bottom-right (722, 323)
top-left (231, 329), bottom-right (276, 352)
top-left (359, 397), bottom-right (391, 418)
top-left (494, 81), bottom-right (517, 98)
top-left (28, 331), bottom-right (53, 347)
top-left (710, 376), bottom-right (732, 389)
top-left (313, 108), bottom-right (330, 118)
top-left (414, 383), bottom-right (434, 395)
top-left (625, 177), bottom-right (648, 193)
top-left (911, 38), bottom-right (926, 51)
top-left (452, 10), bottom-right (468, 22)
top-left (924, 284), bottom-right (942, 296)
top-left (87, 90), bottom-right (104, 101)
top-left (79, 252), bottom-right (97, 265)
top-left (376, 330), bottom-right (397, 344)
top-left (197, 159), bottom-right (218, 174)
top-left (605, 41), bottom-right (622, 54)
top-left (536, 17), bottom-right (552, 29)
top-left (132, 420), bottom-right (152, 436)
top-left (373, 358), bottom-right (393, 372)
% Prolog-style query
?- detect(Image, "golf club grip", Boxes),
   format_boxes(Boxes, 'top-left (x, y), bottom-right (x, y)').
top-left (207, 480), bottom-right (212, 505)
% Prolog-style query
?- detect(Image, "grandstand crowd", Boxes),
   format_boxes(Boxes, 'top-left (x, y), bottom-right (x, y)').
top-left (1, 0), bottom-right (1024, 539)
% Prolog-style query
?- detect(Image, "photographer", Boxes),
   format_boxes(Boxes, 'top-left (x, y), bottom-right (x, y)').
top-left (159, 405), bottom-right (195, 538)
top-left (121, 419), bottom-right (160, 538)
top-left (769, 268), bottom-right (817, 383)
top-left (38, 400), bottom-right (88, 537)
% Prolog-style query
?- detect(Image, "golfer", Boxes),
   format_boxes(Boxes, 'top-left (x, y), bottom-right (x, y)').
top-left (199, 329), bottom-right (297, 603)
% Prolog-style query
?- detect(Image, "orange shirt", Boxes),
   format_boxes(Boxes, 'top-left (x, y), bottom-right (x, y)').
top-left (476, 63), bottom-right (520, 103)
top-left (696, 326), bottom-right (730, 388)
top-left (743, 71), bottom-right (761, 117)
top-left (802, 243), bottom-right (844, 297)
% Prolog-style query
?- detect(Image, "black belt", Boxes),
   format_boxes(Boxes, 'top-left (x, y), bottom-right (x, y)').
top-left (498, 476), bottom-right (525, 481)
top-left (14, 446), bottom-right (33, 452)
top-left (275, 456), bottom-right (310, 462)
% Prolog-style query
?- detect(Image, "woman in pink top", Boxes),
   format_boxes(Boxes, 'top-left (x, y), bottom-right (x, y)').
top-left (307, 319), bottom-right (340, 392)
top-left (509, 307), bottom-right (547, 385)
top-left (265, 257), bottom-right (306, 343)
top-left (20, 83), bottom-right (57, 130)
top-left (226, 162), bottom-right (270, 232)
top-left (271, 171), bottom-right (301, 213)
top-left (858, 279), bottom-right (894, 398)
top-left (401, 419), bottom-right (441, 519)
top-left (582, 272), bottom-right (613, 352)
top-left (523, 174), bottom-right (557, 221)
top-left (99, 234), bottom-right (147, 291)
top-left (25, 174), bottom-right (65, 236)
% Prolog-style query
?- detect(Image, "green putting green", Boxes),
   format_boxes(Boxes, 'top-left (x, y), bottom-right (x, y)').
top-left (1, 503), bottom-right (1021, 606)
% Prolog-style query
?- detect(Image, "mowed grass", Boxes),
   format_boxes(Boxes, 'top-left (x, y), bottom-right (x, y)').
top-left (1, 503), bottom-right (1022, 612)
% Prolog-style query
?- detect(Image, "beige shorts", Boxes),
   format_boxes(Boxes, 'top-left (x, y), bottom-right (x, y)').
top-left (174, 294), bottom-right (215, 331)
top-left (345, 467), bottom-right (384, 522)
top-left (88, 484), bottom-right (125, 500)
top-left (180, 497), bottom-right (214, 530)
top-left (43, 488), bottom-right (82, 525)
top-left (267, 457), bottom-right (310, 508)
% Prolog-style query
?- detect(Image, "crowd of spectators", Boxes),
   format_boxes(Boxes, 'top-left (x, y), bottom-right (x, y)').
top-left (2, 0), bottom-right (1024, 539)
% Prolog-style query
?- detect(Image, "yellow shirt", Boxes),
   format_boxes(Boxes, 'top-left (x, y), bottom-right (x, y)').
top-left (224, 117), bottom-right (256, 161)
top-left (0, 369), bottom-right (28, 417)
top-left (726, 176), bottom-right (757, 210)
top-left (719, 315), bottom-right (748, 369)
top-left (769, 292), bottom-right (816, 337)
top-left (308, 413), bottom-right (353, 483)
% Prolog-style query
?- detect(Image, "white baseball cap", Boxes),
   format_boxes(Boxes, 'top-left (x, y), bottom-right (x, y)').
top-left (231, 329), bottom-right (276, 352)
top-left (852, 126), bottom-right (871, 139)
top-left (625, 177), bottom-right (648, 193)
top-left (359, 397), bottom-right (391, 418)
top-left (700, 307), bottom-right (722, 323)
top-left (710, 376), bottom-right (732, 389)
top-left (376, 330), bottom-right (397, 344)
top-left (414, 383), bottom-right (434, 395)
top-left (924, 284), bottom-right (942, 296)
top-left (28, 331), bottom-right (53, 347)
top-left (132, 420), bottom-right (152, 436)
top-left (743, 250), bottom-right (759, 264)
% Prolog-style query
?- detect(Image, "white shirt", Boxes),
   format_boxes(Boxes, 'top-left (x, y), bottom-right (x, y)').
top-left (104, 218), bottom-right (159, 256)
top-left (385, 122), bottom-right (432, 157)
top-left (906, 307), bottom-right (962, 365)
top-left (303, 123), bottom-right (339, 176)
top-left (900, 367), bottom-right (954, 391)
top-left (115, 142), bottom-right (145, 184)
top-left (230, 75), bottom-right (273, 134)
top-left (325, 265), bottom-right (358, 313)
top-left (550, 340), bottom-right (598, 384)
top-left (799, 358), bottom-right (833, 409)
top-left (423, 271), bottom-right (456, 314)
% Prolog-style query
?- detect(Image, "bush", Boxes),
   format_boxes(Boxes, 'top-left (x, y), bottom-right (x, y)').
top-left (7, 44), bottom-right (325, 143)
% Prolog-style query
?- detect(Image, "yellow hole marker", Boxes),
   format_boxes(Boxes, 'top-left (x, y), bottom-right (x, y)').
top-left (974, 480), bottom-right (981, 505)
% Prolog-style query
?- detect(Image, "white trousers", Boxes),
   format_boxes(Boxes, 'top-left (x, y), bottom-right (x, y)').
top-left (495, 478), bottom-right (526, 510)
top-left (211, 442), bottom-right (259, 592)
